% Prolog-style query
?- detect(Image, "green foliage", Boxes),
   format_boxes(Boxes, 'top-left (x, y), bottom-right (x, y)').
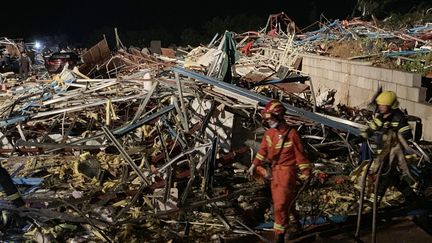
top-left (398, 53), bottom-right (432, 75)
top-left (381, 8), bottom-right (432, 30)
top-left (355, 0), bottom-right (432, 19)
top-left (360, 38), bottom-right (387, 54)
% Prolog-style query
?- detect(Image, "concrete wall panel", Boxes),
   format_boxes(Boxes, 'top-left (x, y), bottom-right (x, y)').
top-left (301, 54), bottom-right (432, 140)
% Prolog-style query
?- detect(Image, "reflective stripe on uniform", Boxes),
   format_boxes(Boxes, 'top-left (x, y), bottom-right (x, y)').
top-left (399, 125), bottom-right (411, 133)
top-left (275, 141), bottom-right (292, 149)
top-left (283, 141), bottom-right (292, 148)
top-left (298, 163), bottom-right (311, 170)
top-left (273, 223), bottom-right (285, 232)
top-left (373, 117), bottom-right (383, 127)
top-left (255, 153), bottom-right (265, 161)
top-left (275, 140), bottom-right (283, 149)
top-left (383, 121), bottom-right (390, 128)
top-left (6, 192), bottom-right (21, 201)
top-left (265, 135), bottom-right (272, 147)
top-left (367, 121), bottom-right (377, 130)
top-left (405, 154), bottom-right (417, 159)
top-left (391, 122), bottom-right (399, 127)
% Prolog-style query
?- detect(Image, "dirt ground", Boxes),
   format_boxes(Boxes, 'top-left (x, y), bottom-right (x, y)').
top-left (324, 40), bottom-right (365, 59)
top-left (318, 38), bottom-right (432, 76)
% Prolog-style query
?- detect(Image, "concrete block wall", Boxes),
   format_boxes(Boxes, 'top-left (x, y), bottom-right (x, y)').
top-left (301, 54), bottom-right (432, 141)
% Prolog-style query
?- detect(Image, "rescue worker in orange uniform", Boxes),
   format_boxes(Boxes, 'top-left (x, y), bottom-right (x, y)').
top-left (248, 99), bottom-right (311, 242)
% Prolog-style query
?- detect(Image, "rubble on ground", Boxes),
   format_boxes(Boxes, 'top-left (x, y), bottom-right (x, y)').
top-left (1, 13), bottom-right (432, 242)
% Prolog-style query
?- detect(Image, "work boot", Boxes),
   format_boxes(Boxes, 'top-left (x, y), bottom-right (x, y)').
top-left (275, 233), bottom-right (285, 243)
top-left (286, 226), bottom-right (302, 240)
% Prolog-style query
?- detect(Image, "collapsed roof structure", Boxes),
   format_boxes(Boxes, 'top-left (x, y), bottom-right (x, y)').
top-left (0, 13), bottom-right (431, 242)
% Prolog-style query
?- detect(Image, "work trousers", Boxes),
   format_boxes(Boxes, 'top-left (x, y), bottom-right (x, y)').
top-left (271, 165), bottom-right (297, 234)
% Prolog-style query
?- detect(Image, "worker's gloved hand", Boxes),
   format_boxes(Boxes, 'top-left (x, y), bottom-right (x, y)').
top-left (256, 165), bottom-right (272, 180)
top-left (247, 164), bottom-right (256, 179)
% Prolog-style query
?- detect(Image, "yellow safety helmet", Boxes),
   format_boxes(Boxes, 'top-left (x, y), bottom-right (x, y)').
top-left (375, 90), bottom-right (399, 109)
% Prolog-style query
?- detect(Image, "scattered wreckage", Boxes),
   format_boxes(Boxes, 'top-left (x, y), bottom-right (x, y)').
top-left (0, 14), bottom-right (432, 243)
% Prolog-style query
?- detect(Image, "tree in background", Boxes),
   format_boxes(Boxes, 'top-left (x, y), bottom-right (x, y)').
top-left (353, 0), bottom-right (431, 18)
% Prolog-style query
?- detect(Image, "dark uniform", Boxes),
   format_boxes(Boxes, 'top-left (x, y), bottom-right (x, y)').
top-left (360, 101), bottom-right (417, 201)
top-left (0, 166), bottom-right (25, 207)
top-left (360, 108), bottom-right (412, 148)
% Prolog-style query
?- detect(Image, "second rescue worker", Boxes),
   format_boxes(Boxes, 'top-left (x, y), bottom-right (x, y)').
top-left (358, 90), bottom-right (418, 202)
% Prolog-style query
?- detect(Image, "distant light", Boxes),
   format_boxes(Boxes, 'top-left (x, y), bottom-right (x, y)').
top-left (35, 41), bottom-right (41, 49)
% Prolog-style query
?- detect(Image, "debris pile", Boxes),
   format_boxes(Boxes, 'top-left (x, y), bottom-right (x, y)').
top-left (295, 18), bottom-right (432, 74)
top-left (1, 13), bottom-right (432, 242)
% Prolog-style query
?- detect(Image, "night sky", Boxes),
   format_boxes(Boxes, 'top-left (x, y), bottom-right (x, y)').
top-left (0, 0), bottom-right (425, 47)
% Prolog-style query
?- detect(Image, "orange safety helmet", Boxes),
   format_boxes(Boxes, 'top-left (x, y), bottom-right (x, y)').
top-left (262, 99), bottom-right (286, 119)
